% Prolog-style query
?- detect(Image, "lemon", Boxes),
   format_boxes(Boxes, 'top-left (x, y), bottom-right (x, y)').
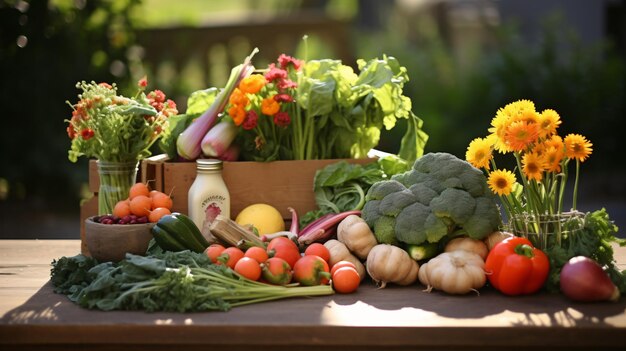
top-left (235, 203), bottom-right (285, 235)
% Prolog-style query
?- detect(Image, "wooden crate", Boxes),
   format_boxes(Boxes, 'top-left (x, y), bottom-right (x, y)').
top-left (81, 156), bottom-right (375, 254)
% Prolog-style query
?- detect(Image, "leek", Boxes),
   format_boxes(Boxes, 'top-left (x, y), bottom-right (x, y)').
top-left (201, 120), bottom-right (238, 157)
top-left (176, 49), bottom-right (258, 160)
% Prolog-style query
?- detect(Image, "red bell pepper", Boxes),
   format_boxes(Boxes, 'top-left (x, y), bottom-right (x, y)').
top-left (484, 236), bottom-right (550, 296)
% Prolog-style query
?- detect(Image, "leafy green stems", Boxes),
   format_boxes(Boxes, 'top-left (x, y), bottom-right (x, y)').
top-left (51, 252), bottom-right (333, 312)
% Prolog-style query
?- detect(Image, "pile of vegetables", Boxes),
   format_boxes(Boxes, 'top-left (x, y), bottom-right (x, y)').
top-left (362, 152), bottom-right (501, 246)
top-left (51, 250), bottom-right (333, 312)
top-left (158, 49), bottom-right (428, 165)
top-left (544, 209), bottom-right (626, 295)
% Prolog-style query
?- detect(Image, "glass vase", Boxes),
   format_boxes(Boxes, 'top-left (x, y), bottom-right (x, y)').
top-left (509, 211), bottom-right (585, 251)
top-left (96, 160), bottom-right (139, 215)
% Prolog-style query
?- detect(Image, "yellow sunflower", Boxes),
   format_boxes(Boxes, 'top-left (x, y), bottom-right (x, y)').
top-left (522, 152), bottom-right (544, 181)
top-left (488, 108), bottom-right (513, 154)
top-left (504, 121), bottom-right (539, 152)
top-left (564, 134), bottom-right (593, 162)
top-left (515, 109), bottom-right (540, 125)
top-left (466, 137), bottom-right (493, 170)
top-left (542, 147), bottom-right (564, 173)
top-left (505, 99), bottom-right (535, 116)
top-left (488, 169), bottom-right (516, 196)
top-left (538, 109), bottom-right (561, 138)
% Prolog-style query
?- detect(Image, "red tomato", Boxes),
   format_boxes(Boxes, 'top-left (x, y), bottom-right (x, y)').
top-left (293, 255), bottom-right (331, 286)
top-left (304, 243), bottom-right (330, 263)
top-left (234, 257), bottom-right (262, 281)
top-left (204, 244), bottom-right (225, 263)
top-left (245, 246), bottom-right (269, 263)
top-left (330, 260), bottom-right (358, 276)
top-left (261, 257), bottom-right (293, 285)
top-left (219, 247), bottom-right (245, 269)
top-left (266, 237), bottom-right (301, 268)
top-left (332, 267), bottom-right (360, 293)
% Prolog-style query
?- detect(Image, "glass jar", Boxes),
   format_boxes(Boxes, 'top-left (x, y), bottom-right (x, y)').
top-left (188, 159), bottom-right (230, 231)
top-left (97, 160), bottom-right (139, 215)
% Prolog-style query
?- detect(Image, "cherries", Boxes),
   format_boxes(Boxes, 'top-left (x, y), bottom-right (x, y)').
top-left (93, 214), bottom-right (148, 225)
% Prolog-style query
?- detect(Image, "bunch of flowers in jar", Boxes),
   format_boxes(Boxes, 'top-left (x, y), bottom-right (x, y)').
top-left (65, 78), bottom-right (177, 214)
top-left (465, 99), bottom-right (592, 249)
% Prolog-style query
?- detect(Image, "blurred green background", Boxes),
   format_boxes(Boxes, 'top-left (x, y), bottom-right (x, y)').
top-left (1, 0), bottom-right (625, 238)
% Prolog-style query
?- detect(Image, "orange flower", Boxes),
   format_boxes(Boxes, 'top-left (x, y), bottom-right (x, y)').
top-left (538, 109), bottom-right (561, 138)
top-left (228, 105), bottom-right (246, 126)
top-left (238, 75), bottom-right (266, 94)
top-left (229, 88), bottom-right (249, 107)
top-left (261, 96), bottom-right (281, 116)
top-left (546, 134), bottom-right (564, 151)
top-left (504, 121), bottom-right (539, 152)
top-left (564, 134), bottom-right (593, 162)
top-left (542, 146), bottom-right (564, 173)
top-left (522, 151), bottom-right (544, 181)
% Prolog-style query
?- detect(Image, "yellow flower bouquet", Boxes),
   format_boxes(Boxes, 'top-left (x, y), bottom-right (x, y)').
top-left (465, 99), bottom-right (592, 249)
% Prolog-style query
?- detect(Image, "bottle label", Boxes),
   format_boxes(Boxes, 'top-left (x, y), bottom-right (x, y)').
top-left (201, 195), bottom-right (228, 227)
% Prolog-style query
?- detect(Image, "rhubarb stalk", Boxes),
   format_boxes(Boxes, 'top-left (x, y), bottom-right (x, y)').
top-left (297, 210), bottom-right (361, 245)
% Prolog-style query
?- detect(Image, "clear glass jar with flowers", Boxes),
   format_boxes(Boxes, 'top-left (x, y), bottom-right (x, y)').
top-left (465, 99), bottom-right (593, 250)
top-left (65, 78), bottom-right (177, 214)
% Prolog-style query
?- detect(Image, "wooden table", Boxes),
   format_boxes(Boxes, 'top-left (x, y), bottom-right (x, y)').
top-left (1, 240), bottom-right (625, 350)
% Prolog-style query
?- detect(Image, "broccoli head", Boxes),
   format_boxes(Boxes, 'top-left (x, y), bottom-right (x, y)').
top-left (362, 152), bottom-right (501, 245)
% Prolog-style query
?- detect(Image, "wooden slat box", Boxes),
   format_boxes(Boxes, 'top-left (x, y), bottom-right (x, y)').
top-left (80, 156), bottom-right (374, 255)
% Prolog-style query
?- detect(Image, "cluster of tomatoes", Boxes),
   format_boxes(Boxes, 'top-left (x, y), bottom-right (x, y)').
top-left (205, 237), bottom-right (361, 294)
top-left (112, 183), bottom-right (174, 223)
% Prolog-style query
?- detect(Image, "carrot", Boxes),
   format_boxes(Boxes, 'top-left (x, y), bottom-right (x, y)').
top-left (129, 183), bottom-right (150, 199)
top-left (129, 195), bottom-right (152, 217)
top-left (151, 192), bottom-right (173, 210)
top-left (149, 207), bottom-right (171, 223)
top-left (113, 199), bottom-right (131, 218)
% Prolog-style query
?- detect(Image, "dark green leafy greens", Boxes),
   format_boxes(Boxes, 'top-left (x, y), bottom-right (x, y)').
top-left (545, 209), bottom-right (626, 293)
top-left (51, 250), bottom-right (332, 312)
top-left (299, 156), bottom-right (408, 228)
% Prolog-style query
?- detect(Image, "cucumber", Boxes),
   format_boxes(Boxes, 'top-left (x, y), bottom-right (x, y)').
top-left (156, 215), bottom-right (206, 253)
top-left (406, 242), bottom-right (439, 261)
top-left (174, 213), bottom-right (211, 248)
top-left (151, 225), bottom-right (187, 252)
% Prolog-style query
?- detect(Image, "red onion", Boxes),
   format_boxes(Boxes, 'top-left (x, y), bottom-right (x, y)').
top-left (560, 256), bottom-right (620, 302)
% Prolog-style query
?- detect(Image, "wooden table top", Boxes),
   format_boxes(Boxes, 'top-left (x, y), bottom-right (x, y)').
top-left (1, 239), bottom-right (625, 351)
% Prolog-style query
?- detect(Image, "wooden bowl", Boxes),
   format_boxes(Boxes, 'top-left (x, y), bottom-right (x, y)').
top-left (85, 216), bottom-right (155, 262)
